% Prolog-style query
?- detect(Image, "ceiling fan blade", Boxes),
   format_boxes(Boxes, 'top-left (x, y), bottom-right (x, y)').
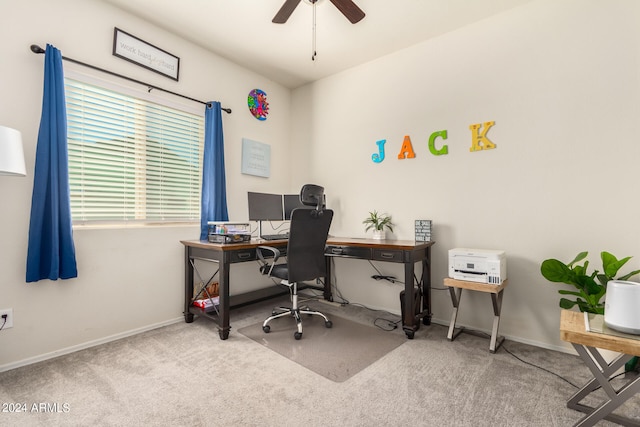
top-left (272, 0), bottom-right (302, 24)
top-left (329, 0), bottom-right (365, 24)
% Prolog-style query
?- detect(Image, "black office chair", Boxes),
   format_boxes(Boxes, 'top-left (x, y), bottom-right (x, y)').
top-left (257, 184), bottom-right (333, 340)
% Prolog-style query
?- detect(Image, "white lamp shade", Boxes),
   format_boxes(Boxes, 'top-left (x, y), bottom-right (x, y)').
top-left (0, 125), bottom-right (26, 176)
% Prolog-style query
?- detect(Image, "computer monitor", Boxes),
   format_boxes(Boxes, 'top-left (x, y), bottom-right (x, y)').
top-left (247, 192), bottom-right (284, 221)
top-left (283, 194), bottom-right (305, 220)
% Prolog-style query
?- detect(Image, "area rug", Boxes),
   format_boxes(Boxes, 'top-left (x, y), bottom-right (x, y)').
top-left (238, 313), bottom-right (406, 382)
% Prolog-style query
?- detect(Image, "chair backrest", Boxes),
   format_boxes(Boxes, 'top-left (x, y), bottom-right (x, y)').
top-left (286, 207), bottom-right (333, 283)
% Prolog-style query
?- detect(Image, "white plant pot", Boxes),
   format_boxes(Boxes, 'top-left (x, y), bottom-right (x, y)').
top-left (372, 230), bottom-right (386, 240)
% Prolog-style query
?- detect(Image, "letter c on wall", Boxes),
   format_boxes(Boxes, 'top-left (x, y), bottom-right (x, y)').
top-left (428, 130), bottom-right (448, 156)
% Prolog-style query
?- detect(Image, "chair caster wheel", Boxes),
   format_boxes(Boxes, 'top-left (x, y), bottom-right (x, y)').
top-left (263, 325), bottom-right (270, 333)
top-left (325, 320), bottom-right (333, 328)
top-left (294, 332), bottom-right (302, 340)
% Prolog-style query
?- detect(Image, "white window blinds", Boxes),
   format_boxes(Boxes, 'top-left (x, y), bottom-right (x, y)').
top-left (65, 78), bottom-right (204, 223)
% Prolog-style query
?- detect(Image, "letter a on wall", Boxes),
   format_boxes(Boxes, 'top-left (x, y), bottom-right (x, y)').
top-left (397, 135), bottom-right (416, 159)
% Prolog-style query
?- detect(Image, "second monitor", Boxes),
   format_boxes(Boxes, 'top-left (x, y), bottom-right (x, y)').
top-left (283, 194), bottom-right (305, 220)
top-left (248, 191), bottom-right (328, 222)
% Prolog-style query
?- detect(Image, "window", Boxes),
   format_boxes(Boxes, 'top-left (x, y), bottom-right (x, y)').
top-left (65, 77), bottom-right (204, 223)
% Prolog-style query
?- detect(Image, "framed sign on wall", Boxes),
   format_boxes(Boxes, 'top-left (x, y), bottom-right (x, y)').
top-left (241, 138), bottom-right (271, 178)
top-left (112, 27), bottom-right (180, 80)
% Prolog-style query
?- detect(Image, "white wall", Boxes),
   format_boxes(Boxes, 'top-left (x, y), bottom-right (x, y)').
top-left (291, 0), bottom-right (640, 351)
top-left (2, 0), bottom-right (639, 370)
top-left (0, 0), bottom-right (294, 370)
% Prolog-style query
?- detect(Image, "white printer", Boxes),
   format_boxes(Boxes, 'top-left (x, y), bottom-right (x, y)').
top-left (448, 248), bottom-right (507, 285)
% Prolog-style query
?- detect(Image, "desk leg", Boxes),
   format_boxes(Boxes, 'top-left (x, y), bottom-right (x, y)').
top-left (184, 247), bottom-right (194, 323)
top-left (568, 344), bottom-right (640, 427)
top-left (447, 287), bottom-right (463, 341)
top-left (402, 261), bottom-right (418, 339)
top-left (218, 254), bottom-right (230, 340)
top-left (422, 249), bottom-right (432, 325)
top-left (489, 290), bottom-right (505, 353)
top-left (324, 257), bottom-right (333, 302)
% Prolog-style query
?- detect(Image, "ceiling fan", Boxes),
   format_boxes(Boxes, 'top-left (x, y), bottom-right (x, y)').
top-left (273, 0), bottom-right (365, 24)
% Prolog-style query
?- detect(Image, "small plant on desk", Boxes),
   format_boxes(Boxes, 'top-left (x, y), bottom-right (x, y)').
top-left (363, 210), bottom-right (394, 239)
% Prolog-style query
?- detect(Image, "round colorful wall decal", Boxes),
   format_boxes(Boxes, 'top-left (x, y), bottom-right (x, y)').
top-left (248, 89), bottom-right (269, 121)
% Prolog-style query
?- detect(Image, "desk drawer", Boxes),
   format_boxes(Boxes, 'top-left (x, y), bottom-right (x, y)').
top-left (372, 249), bottom-right (403, 262)
top-left (229, 248), bottom-right (256, 263)
top-left (325, 245), bottom-right (371, 259)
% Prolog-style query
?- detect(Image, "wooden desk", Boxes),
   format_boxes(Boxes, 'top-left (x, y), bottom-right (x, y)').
top-left (325, 238), bottom-right (435, 339)
top-left (181, 237), bottom-right (434, 340)
top-left (560, 310), bottom-right (640, 426)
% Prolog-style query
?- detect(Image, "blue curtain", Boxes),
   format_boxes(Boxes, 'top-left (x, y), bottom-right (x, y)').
top-left (26, 44), bottom-right (77, 282)
top-left (200, 101), bottom-right (229, 240)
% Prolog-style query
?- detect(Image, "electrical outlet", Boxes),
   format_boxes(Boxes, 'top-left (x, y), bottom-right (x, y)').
top-left (0, 308), bottom-right (13, 330)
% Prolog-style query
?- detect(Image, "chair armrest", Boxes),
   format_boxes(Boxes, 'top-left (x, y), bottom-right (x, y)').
top-left (257, 245), bottom-right (281, 261)
top-left (257, 246), bottom-right (281, 276)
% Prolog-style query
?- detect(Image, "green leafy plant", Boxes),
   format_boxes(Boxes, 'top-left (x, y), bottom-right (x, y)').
top-left (363, 210), bottom-right (394, 232)
top-left (540, 251), bottom-right (640, 314)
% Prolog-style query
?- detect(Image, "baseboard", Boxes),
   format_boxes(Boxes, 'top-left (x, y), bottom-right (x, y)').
top-left (429, 317), bottom-right (575, 355)
top-left (0, 317), bottom-right (184, 373)
top-left (316, 299), bottom-right (343, 308)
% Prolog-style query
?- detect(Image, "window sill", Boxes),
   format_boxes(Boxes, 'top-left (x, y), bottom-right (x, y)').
top-left (72, 221), bottom-right (199, 230)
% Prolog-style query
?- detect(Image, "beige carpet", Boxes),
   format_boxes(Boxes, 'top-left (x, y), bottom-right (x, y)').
top-left (2, 294), bottom-right (640, 426)
top-left (238, 311), bottom-right (406, 382)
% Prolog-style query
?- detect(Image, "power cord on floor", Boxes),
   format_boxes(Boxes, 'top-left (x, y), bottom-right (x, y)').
top-left (347, 302), bottom-right (403, 332)
top-left (455, 328), bottom-right (580, 388)
top-left (500, 344), bottom-right (579, 389)
top-left (373, 317), bottom-right (402, 331)
top-left (502, 342), bottom-right (636, 391)
top-left (303, 285), bottom-right (402, 332)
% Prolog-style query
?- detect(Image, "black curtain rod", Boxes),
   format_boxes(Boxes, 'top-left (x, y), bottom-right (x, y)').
top-left (30, 44), bottom-right (231, 114)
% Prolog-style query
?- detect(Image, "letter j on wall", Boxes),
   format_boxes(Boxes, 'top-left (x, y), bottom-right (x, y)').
top-left (372, 139), bottom-right (386, 163)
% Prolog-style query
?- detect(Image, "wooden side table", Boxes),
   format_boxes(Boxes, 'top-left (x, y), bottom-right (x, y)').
top-left (444, 277), bottom-right (508, 353)
top-left (560, 310), bottom-right (640, 426)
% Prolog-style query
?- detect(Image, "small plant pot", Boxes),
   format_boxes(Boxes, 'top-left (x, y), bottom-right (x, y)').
top-left (372, 230), bottom-right (386, 240)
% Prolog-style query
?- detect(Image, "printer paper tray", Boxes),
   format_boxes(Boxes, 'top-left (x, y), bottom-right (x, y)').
top-left (452, 271), bottom-right (487, 283)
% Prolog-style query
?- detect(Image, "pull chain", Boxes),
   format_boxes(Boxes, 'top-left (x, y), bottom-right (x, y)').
top-left (311, 0), bottom-right (317, 61)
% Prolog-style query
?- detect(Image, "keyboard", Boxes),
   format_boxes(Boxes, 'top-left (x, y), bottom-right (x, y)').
top-left (260, 234), bottom-right (289, 241)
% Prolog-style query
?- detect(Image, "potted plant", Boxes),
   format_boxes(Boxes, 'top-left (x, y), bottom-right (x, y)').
top-left (540, 251), bottom-right (639, 314)
top-left (541, 251), bottom-right (640, 372)
top-left (363, 210), bottom-right (393, 240)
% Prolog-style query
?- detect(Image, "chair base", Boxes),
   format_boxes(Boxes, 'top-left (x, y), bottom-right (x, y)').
top-left (262, 306), bottom-right (332, 340)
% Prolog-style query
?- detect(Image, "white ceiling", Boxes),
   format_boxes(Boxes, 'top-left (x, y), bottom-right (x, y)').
top-left (101, 0), bottom-right (533, 89)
